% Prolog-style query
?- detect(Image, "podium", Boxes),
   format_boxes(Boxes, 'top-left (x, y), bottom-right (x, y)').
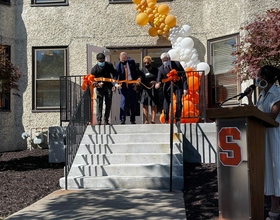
top-left (206, 106), bottom-right (279, 220)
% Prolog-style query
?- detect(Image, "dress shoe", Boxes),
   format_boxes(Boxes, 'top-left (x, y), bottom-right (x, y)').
top-left (97, 121), bottom-right (102, 125)
top-left (105, 121), bottom-right (110, 125)
top-left (131, 121), bottom-right (136, 124)
top-left (121, 121), bottom-right (125, 125)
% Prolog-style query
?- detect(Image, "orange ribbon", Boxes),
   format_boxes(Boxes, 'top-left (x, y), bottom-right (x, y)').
top-left (162, 69), bottom-right (181, 83)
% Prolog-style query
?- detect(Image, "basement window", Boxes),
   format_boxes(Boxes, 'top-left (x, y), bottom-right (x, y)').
top-left (31, 0), bottom-right (68, 6)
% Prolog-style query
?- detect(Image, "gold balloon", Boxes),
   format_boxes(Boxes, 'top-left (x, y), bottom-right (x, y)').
top-left (146, 0), bottom-right (156, 4)
top-left (136, 13), bottom-right (149, 26)
top-left (132, 0), bottom-right (141, 4)
top-left (149, 27), bottom-right (158, 37)
top-left (165, 14), bottom-right (176, 28)
top-left (158, 4), bottom-right (169, 15)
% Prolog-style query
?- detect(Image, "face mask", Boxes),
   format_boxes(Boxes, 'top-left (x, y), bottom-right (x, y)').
top-left (256, 77), bottom-right (268, 89)
top-left (98, 62), bottom-right (105, 67)
top-left (163, 60), bottom-right (171, 67)
top-left (121, 61), bottom-right (127, 65)
top-left (144, 64), bottom-right (151, 69)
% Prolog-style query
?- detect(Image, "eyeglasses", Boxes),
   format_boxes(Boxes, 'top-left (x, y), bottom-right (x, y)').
top-left (143, 62), bottom-right (150, 64)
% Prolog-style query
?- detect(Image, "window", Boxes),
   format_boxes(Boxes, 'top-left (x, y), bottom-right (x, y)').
top-left (208, 34), bottom-right (239, 106)
top-left (33, 47), bottom-right (68, 110)
top-left (31, 0), bottom-right (68, 6)
top-left (0, 45), bottom-right (11, 111)
top-left (0, 0), bottom-right (10, 5)
top-left (109, 0), bottom-right (172, 3)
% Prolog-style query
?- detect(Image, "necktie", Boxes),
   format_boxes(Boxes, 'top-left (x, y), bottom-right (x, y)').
top-left (168, 65), bottom-right (171, 72)
top-left (125, 64), bottom-right (128, 88)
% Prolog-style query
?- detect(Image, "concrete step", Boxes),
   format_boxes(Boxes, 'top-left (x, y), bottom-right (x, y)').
top-left (77, 143), bottom-right (183, 154)
top-left (73, 153), bottom-right (183, 165)
top-left (84, 124), bottom-right (175, 135)
top-left (60, 176), bottom-right (184, 190)
top-left (80, 133), bottom-right (182, 144)
top-left (68, 164), bottom-right (183, 177)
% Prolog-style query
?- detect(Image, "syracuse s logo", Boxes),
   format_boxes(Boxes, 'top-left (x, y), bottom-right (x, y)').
top-left (218, 127), bottom-right (243, 167)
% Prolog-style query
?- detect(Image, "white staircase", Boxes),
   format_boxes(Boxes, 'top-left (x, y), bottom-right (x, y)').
top-left (59, 124), bottom-right (184, 190)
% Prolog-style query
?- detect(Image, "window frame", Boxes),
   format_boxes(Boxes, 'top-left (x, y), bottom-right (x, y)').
top-left (31, 0), bottom-right (68, 7)
top-left (109, 0), bottom-right (172, 4)
top-left (207, 33), bottom-right (240, 107)
top-left (32, 46), bottom-right (68, 112)
top-left (0, 45), bottom-right (11, 112)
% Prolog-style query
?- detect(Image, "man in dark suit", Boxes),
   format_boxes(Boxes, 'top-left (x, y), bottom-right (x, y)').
top-left (91, 53), bottom-right (116, 125)
top-left (114, 52), bottom-right (140, 124)
top-left (155, 52), bottom-right (187, 123)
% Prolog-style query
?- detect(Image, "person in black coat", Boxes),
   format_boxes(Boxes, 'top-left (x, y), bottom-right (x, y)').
top-left (114, 52), bottom-right (141, 124)
top-left (138, 56), bottom-right (159, 124)
top-left (155, 52), bottom-right (187, 123)
top-left (91, 53), bottom-right (116, 125)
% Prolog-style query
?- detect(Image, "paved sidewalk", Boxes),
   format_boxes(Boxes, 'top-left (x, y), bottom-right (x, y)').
top-left (5, 189), bottom-right (186, 220)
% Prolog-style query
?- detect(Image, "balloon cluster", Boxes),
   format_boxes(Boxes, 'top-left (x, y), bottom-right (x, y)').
top-left (133, 0), bottom-right (176, 37)
top-left (159, 69), bottom-right (202, 124)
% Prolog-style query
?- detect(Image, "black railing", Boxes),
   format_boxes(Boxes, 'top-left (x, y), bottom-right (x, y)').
top-left (64, 86), bottom-right (91, 190)
top-left (60, 75), bottom-right (84, 126)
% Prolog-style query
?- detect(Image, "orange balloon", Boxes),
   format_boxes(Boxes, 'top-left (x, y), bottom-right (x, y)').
top-left (158, 4), bottom-right (169, 15)
top-left (181, 117), bottom-right (199, 124)
top-left (146, 0), bottom-right (156, 4)
top-left (132, 0), bottom-right (141, 4)
top-left (165, 14), bottom-right (176, 28)
top-left (159, 113), bottom-right (165, 124)
top-left (173, 93), bottom-right (176, 100)
top-left (136, 13), bottom-right (149, 26)
top-left (148, 2), bottom-right (156, 8)
top-left (192, 92), bottom-right (199, 104)
top-left (182, 100), bottom-right (194, 114)
top-left (188, 76), bottom-right (199, 91)
top-left (149, 27), bottom-right (158, 37)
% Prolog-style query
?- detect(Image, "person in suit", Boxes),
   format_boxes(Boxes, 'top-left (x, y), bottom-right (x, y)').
top-left (114, 52), bottom-right (141, 124)
top-left (91, 53), bottom-right (116, 125)
top-left (155, 52), bottom-right (187, 123)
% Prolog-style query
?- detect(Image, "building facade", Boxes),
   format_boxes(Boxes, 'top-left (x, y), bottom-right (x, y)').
top-left (1, 0), bottom-right (279, 152)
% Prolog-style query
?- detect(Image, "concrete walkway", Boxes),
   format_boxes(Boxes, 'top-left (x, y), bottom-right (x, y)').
top-left (5, 190), bottom-right (186, 220)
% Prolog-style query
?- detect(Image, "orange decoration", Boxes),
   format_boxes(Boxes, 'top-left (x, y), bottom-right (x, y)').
top-left (182, 100), bottom-right (194, 113)
top-left (149, 27), bottom-right (158, 37)
top-left (136, 13), bottom-right (149, 26)
top-left (158, 4), bottom-right (169, 15)
top-left (159, 110), bottom-right (165, 124)
top-left (165, 14), bottom-right (176, 28)
top-left (187, 76), bottom-right (199, 91)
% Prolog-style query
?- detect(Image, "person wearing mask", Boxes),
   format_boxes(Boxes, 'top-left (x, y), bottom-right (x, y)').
top-left (114, 52), bottom-right (141, 124)
top-left (91, 53), bottom-right (116, 125)
top-left (246, 65), bottom-right (280, 220)
top-left (139, 56), bottom-right (159, 124)
top-left (155, 52), bottom-right (187, 124)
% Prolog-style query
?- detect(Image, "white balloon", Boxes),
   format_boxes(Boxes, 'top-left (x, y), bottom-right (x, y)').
top-left (191, 48), bottom-right (197, 54)
top-left (176, 37), bottom-right (183, 43)
top-left (168, 49), bottom-right (180, 61)
top-left (190, 53), bottom-right (198, 61)
top-left (184, 49), bottom-right (191, 56)
top-left (196, 62), bottom-right (210, 75)
top-left (180, 37), bottom-right (194, 49)
top-left (182, 25), bottom-right (192, 36)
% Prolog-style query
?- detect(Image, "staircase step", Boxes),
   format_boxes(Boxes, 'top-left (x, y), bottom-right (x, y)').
top-left (77, 143), bottom-right (183, 154)
top-left (60, 176), bottom-right (183, 190)
top-left (68, 164), bottom-right (183, 177)
top-left (84, 124), bottom-right (175, 135)
top-left (81, 133), bottom-right (182, 144)
top-left (73, 153), bottom-right (183, 165)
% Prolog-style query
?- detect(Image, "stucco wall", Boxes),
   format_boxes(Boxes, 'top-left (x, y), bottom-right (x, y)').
top-left (0, 0), bottom-right (279, 152)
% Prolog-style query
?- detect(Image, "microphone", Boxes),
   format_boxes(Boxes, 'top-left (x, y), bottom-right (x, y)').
top-left (238, 84), bottom-right (256, 100)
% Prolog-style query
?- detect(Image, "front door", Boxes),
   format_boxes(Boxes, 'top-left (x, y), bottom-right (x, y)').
top-left (87, 46), bottom-right (143, 125)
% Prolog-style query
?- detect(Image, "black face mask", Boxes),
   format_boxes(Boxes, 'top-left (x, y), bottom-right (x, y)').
top-left (144, 64), bottom-right (151, 69)
top-left (121, 61), bottom-right (127, 65)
